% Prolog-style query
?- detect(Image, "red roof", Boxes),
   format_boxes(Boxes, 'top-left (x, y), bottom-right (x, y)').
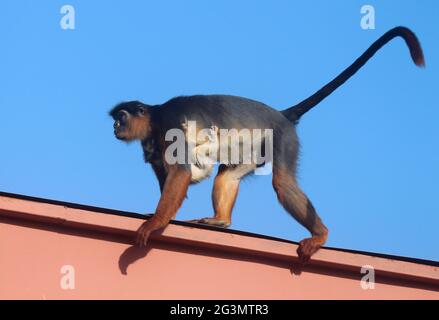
top-left (0, 191), bottom-right (438, 299)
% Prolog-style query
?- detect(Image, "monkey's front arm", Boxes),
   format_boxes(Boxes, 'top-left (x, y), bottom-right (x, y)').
top-left (136, 165), bottom-right (191, 247)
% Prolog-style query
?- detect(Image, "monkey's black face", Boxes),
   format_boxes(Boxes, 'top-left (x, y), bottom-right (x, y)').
top-left (109, 101), bottom-right (151, 142)
top-left (113, 110), bottom-right (130, 140)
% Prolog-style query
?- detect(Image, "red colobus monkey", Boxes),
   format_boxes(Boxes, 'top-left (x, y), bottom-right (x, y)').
top-left (110, 27), bottom-right (424, 263)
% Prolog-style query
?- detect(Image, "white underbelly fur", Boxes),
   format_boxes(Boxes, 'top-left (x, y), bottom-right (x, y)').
top-left (188, 125), bottom-right (219, 183)
top-left (190, 163), bottom-right (215, 182)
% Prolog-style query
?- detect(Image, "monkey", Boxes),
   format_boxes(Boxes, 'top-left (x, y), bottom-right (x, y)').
top-left (109, 26), bottom-right (424, 264)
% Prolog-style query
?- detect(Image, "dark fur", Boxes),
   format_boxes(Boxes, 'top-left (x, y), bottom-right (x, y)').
top-left (109, 26), bottom-right (424, 263)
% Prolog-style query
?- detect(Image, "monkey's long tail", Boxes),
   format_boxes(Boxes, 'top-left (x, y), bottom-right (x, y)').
top-left (281, 26), bottom-right (425, 123)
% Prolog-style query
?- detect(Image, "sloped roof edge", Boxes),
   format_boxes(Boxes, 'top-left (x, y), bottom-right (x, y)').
top-left (0, 190), bottom-right (438, 288)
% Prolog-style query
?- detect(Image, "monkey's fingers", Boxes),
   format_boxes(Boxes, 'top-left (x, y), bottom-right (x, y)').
top-left (135, 230), bottom-right (143, 247)
top-left (186, 219), bottom-right (201, 224)
top-left (136, 231), bottom-right (149, 248)
top-left (135, 225), bottom-right (151, 248)
top-left (297, 237), bottom-right (322, 265)
top-left (198, 217), bottom-right (231, 228)
top-left (142, 233), bottom-right (150, 247)
top-left (186, 217), bottom-right (230, 228)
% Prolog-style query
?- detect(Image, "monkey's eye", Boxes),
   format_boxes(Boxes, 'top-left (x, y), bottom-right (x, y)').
top-left (138, 108), bottom-right (145, 115)
top-left (118, 111), bottom-right (127, 122)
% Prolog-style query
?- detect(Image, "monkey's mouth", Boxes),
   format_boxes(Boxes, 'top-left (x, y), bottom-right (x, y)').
top-left (114, 130), bottom-right (127, 141)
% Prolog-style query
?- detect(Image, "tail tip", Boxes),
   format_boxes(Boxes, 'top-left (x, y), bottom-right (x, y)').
top-left (416, 57), bottom-right (426, 68)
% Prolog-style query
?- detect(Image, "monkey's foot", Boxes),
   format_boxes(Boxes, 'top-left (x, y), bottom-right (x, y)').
top-left (187, 217), bottom-right (231, 228)
top-left (297, 235), bottom-right (326, 264)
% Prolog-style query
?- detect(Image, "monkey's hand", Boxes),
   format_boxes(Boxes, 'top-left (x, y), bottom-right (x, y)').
top-left (135, 221), bottom-right (154, 248)
top-left (135, 165), bottom-right (191, 248)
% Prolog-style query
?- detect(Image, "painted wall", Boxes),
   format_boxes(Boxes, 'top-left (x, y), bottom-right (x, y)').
top-left (0, 193), bottom-right (438, 299)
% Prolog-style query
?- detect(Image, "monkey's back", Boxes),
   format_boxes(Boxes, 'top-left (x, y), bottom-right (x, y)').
top-left (155, 95), bottom-right (292, 132)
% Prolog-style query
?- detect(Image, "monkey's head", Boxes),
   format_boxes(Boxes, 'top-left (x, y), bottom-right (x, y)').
top-left (109, 101), bottom-right (152, 142)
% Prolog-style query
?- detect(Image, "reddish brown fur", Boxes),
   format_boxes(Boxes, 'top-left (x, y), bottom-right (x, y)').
top-left (211, 168), bottom-right (240, 226)
top-left (129, 114), bottom-right (152, 140)
top-left (136, 165), bottom-right (191, 247)
top-left (272, 167), bottom-right (328, 263)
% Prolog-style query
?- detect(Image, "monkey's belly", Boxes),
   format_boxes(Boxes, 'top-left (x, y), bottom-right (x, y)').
top-left (190, 163), bottom-right (214, 183)
top-left (187, 125), bottom-right (218, 183)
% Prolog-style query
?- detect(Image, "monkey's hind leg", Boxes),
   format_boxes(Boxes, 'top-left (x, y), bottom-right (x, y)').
top-left (188, 164), bottom-right (255, 228)
top-left (272, 166), bottom-right (328, 264)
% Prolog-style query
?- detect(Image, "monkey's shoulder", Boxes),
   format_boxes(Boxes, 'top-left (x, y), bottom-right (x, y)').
top-left (141, 138), bottom-right (161, 163)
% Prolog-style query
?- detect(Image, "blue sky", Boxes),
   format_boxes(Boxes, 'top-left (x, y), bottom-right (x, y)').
top-left (1, 1), bottom-right (438, 261)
